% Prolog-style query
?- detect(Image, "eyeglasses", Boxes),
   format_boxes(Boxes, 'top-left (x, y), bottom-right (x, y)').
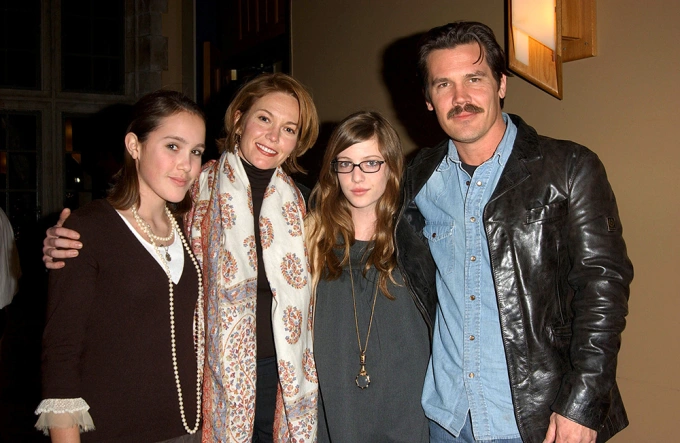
top-left (331, 159), bottom-right (386, 174)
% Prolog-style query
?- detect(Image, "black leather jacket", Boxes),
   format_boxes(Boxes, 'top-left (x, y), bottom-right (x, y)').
top-left (398, 114), bottom-right (633, 443)
top-left (395, 188), bottom-right (438, 339)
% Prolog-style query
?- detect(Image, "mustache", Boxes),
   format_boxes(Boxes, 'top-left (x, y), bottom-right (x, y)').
top-left (447, 103), bottom-right (484, 119)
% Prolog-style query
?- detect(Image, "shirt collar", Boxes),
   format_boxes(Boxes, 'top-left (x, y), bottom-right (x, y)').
top-left (442, 113), bottom-right (517, 168)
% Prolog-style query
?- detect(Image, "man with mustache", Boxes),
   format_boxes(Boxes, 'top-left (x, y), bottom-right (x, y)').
top-left (397, 21), bottom-right (632, 443)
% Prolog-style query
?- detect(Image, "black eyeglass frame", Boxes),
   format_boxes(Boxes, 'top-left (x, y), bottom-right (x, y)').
top-left (331, 159), bottom-right (386, 174)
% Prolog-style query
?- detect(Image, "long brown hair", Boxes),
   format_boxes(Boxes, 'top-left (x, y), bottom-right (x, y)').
top-left (108, 89), bottom-right (205, 214)
top-left (306, 111), bottom-right (404, 298)
top-left (218, 73), bottom-right (319, 174)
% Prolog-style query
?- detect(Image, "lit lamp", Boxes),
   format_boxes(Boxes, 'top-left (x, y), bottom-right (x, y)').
top-left (507, 0), bottom-right (597, 99)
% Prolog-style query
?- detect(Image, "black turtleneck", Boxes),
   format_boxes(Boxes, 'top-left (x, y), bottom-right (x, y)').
top-left (242, 159), bottom-right (277, 359)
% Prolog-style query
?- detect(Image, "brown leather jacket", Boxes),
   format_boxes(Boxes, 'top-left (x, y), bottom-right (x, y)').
top-left (397, 114), bottom-right (633, 443)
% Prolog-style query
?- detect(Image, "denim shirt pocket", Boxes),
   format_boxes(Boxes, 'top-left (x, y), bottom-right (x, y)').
top-left (423, 222), bottom-right (455, 275)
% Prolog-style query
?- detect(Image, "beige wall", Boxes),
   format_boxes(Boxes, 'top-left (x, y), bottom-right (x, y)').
top-left (293, 1), bottom-right (680, 440)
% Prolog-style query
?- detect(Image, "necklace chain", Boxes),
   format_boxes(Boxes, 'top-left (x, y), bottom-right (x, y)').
top-left (349, 258), bottom-right (379, 389)
top-left (131, 204), bottom-right (204, 434)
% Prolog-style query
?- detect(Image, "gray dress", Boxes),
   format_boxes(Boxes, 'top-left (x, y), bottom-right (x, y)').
top-left (314, 240), bottom-right (430, 443)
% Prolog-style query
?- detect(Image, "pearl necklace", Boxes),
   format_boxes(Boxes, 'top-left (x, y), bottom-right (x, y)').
top-left (133, 206), bottom-right (175, 243)
top-left (131, 204), bottom-right (204, 434)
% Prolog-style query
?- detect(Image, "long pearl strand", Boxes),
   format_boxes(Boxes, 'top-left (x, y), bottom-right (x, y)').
top-left (131, 204), bottom-right (204, 434)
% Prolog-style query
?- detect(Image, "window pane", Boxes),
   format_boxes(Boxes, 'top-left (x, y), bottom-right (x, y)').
top-left (0, 112), bottom-right (39, 157)
top-left (5, 50), bottom-right (39, 88)
top-left (62, 15), bottom-right (91, 54)
top-left (6, 114), bottom-right (38, 151)
top-left (92, 58), bottom-right (121, 91)
top-left (62, 0), bottom-right (91, 15)
top-left (61, 0), bottom-right (124, 94)
top-left (8, 191), bottom-right (37, 237)
top-left (6, 11), bottom-right (38, 51)
top-left (0, 111), bottom-right (40, 236)
top-left (62, 55), bottom-right (91, 90)
top-left (0, 0), bottom-right (41, 89)
top-left (8, 153), bottom-right (37, 190)
top-left (93, 18), bottom-right (122, 56)
top-left (92, 1), bottom-right (120, 17)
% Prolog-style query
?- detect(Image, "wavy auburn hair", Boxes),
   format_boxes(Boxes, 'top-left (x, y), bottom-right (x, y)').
top-left (217, 73), bottom-right (319, 174)
top-left (306, 111), bottom-right (404, 299)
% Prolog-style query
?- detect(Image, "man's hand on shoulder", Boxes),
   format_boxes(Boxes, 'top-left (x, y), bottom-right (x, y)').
top-left (43, 208), bottom-right (82, 270)
top-left (543, 412), bottom-right (596, 443)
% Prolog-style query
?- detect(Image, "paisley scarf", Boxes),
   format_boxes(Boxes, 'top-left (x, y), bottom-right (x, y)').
top-left (186, 150), bottom-right (317, 442)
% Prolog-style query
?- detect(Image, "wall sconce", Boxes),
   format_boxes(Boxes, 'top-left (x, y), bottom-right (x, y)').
top-left (506, 0), bottom-right (597, 99)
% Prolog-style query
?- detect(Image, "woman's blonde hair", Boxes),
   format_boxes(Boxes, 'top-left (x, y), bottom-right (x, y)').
top-left (306, 111), bottom-right (404, 299)
top-left (218, 73), bottom-right (319, 174)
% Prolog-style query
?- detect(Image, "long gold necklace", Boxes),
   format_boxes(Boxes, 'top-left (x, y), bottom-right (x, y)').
top-left (131, 204), bottom-right (204, 434)
top-left (348, 258), bottom-right (379, 389)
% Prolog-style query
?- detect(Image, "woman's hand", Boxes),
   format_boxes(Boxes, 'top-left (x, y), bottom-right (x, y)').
top-left (43, 209), bottom-right (82, 270)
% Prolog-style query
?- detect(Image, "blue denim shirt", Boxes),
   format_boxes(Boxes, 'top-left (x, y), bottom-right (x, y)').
top-left (417, 114), bottom-right (521, 440)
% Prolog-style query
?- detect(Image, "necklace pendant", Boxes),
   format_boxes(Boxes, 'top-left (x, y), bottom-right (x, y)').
top-left (356, 364), bottom-right (370, 389)
top-left (349, 260), bottom-right (379, 391)
top-left (160, 244), bottom-right (171, 261)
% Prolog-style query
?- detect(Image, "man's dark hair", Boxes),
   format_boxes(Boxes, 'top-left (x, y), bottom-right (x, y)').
top-left (417, 21), bottom-right (512, 106)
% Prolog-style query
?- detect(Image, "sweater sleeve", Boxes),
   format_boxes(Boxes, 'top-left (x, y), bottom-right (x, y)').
top-left (41, 211), bottom-right (100, 403)
top-left (34, 398), bottom-right (95, 435)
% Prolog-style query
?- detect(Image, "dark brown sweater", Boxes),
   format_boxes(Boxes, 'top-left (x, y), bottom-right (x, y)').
top-left (42, 200), bottom-right (200, 442)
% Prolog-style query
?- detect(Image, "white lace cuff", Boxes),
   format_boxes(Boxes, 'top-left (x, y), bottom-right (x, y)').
top-left (34, 398), bottom-right (95, 436)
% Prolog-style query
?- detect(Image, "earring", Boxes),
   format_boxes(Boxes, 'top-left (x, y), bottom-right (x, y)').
top-left (235, 134), bottom-right (241, 150)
